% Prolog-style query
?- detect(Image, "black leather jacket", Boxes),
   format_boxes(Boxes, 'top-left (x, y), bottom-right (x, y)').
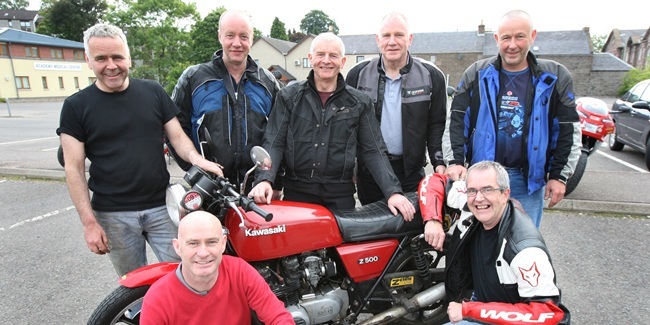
top-left (255, 71), bottom-right (402, 199)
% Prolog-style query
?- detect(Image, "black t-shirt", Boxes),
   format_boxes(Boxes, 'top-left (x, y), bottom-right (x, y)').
top-left (471, 224), bottom-right (510, 302)
top-left (57, 79), bottom-right (179, 211)
top-left (495, 68), bottom-right (530, 168)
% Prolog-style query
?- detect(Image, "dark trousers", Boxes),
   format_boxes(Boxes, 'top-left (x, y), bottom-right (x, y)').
top-left (356, 159), bottom-right (425, 205)
top-left (283, 182), bottom-right (356, 210)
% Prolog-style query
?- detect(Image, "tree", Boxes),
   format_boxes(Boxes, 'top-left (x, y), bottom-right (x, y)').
top-left (0, 0), bottom-right (29, 10)
top-left (270, 17), bottom-right (288, 40)
top-left (300, 10), bottom-right (339, 35)
top-left (105, 0), bottom-right (199, 94)
top-left (288, 30), bottom-right (308, 43)
top-left (187, 7), bottom-right (224, 65)
top-left (591, 33), bottom-right (607, 53)
top-left (36, 0), bottom-right (107, 42)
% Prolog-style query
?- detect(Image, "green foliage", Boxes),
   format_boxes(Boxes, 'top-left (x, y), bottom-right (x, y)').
top-left (253, 27), bottom-right (262, 41)
top-left (270, 17), bottom-right (288, 40)
top-left (188, 7), bottom-right (224, 64)
top-left (36, 0), bottom-right (107, 42)
top-left (105, 0), bottom-right (199, 93)
top-left (591, 34), bottom-right (607, 52)
top-left (300, 10), bottom-right (339, 35)
top-left (619, 68), bottom-right (650, 96)
top-left (0, 0), bottom-right (29, 10)
top-left (288, 30), bottom-right (308, 43)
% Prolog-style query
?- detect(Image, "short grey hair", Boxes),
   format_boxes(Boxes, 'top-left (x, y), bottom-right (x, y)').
top-left (83, 23), bottom-right (130, 58)
top-left (310, 32), bottom-right (345, 57)
top-left (378, 12), bottom-right (410, 35)
top-left (467, 161), bottom-right (510, 190)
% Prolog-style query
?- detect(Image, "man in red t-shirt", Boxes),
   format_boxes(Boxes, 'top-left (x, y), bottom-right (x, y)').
top-left (140, 211), bottom-right (293, 324)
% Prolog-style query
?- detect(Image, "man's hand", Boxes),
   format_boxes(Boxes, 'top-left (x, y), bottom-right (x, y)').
top-left (435, 165), bottom-right (446, 175)
top-left (447, 301), bottom-right (463, 323)
top-left (249, 181), bottom-right (274, 205)
top-left (83, 220), bottom-right (110, 255)
top-left (387, 194), bottom-right (416, 222)
top-left (424, 220), bottom-right (445, 251)
top-left (445, 165), bottom-right (467, 181)
top-left (195, 159), bottom-right (224, 177)
top-left (545, 179), bottom-right (566, 208)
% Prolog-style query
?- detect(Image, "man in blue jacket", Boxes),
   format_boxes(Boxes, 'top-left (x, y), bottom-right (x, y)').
top-left (445, 10), bottom-right (581, 228)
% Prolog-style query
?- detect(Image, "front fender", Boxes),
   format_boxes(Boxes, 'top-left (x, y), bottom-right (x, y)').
top-left (118, 262), bottom-right (178, 287)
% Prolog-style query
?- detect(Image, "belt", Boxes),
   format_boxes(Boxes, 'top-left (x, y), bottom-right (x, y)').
top-left (386, 154), bottom-right (403, 161)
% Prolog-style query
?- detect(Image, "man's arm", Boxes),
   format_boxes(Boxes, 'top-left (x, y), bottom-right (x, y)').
top-left (449, 300), bottom-right (565, 325)
top-left (60, 134), bottom-right (109, 255)
top-left (425, 63), bottom-right (448, 173)
top-left (418, 174), bottom-right (447, 250)
top-left (241, 260), bottom-right (294, 324)
top-left (164, 117), bottom-right (223, 177)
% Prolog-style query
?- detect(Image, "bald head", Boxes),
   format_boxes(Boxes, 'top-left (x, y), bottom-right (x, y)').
top-left (218, 10), bottom-right (253, 36)
top-left (178, 211), bottom-right (223, 240)
top-left (498, 10), bottom-right (533, 33)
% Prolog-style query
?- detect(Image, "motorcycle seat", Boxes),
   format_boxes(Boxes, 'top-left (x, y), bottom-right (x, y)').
top-left (331, 192), bottom-right (423, 242)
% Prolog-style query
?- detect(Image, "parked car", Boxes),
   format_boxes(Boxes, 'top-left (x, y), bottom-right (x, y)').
top-left (609, 79), bottom-right (650, 170)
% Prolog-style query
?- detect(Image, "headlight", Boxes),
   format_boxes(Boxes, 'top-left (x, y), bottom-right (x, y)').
top-left (166, 183), bottom-right (189, 226)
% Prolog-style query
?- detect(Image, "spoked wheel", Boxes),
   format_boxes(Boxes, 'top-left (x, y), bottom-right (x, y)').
top-left (369, 245), bottom-right (448, 325)
top-left (86, 285), bottom-right (150, 325)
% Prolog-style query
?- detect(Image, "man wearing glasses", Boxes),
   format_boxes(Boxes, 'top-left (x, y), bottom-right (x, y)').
top-left (421, 161), bottom-right (569, 324)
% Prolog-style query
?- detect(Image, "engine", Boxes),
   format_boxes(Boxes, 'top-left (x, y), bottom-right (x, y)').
top-left (253, 249), bottom-right (349, 324)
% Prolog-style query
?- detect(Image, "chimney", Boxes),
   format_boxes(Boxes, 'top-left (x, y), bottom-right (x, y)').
top-left (478, 20), bottom-right (485, 35)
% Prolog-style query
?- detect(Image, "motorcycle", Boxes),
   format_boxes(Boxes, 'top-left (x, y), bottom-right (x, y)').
top-left (565, 97), bottom-right (615, 195)
top-left (87, 146), bottom-right (449, 325)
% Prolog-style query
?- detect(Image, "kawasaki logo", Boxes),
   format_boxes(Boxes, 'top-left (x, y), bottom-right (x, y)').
top-left (245, 225), bottom-right (286, 237)
top-left (480, 309), bottom-right (555, 323)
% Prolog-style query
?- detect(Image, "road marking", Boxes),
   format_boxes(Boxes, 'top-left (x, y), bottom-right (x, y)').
top-left (43, 147), bottom-right (59, 152)
top-left (596, 151), bottom-right (649, 173)
top-left (0, 206), bottom-right (76, 232)
top-left (0, 136), bottom-right (59, 146)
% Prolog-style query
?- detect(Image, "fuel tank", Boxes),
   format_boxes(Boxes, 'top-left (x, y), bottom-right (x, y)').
top-left (226, 200), bottom-right (344, 261)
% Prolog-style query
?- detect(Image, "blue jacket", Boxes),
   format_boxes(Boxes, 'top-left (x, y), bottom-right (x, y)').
top-left (447, 53), bottom-right (580, 194)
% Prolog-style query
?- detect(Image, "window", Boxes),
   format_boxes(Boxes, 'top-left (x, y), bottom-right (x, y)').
top-left (88, 77), bottom-right (97, 85)
top-left (356, 55), bottom-right (365, 63)
top-left (0, 43), bottom-right (7, 56)
top-left (20, 21), bottom-right (32, 31)
top-left (302, 58), bottom-right (311, 68)
top-left (430, 55), bottom-right (437, 63)
top-left (51, 49), bottom-right (63, 59)
top-left (42, 77), bottom-right (48, 90)
top-left (15, 77), bottom-right (30, 89)
top-left (74, 50), bottom-right (85, 60)
top-left (25, 46), bottom-right (39, 58)
top-left (58, 77), bottom-right (64, 89)
top-left (74, 77), bottom-right (79, 89)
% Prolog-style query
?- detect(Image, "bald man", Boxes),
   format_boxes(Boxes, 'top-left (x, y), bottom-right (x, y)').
top-left (141, 211), bottom-right (293, 324)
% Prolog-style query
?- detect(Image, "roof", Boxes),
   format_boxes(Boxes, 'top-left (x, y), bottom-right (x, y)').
top-left (0, 9), bottom-right (39, 21)
top-left (258, 36), bottom-right (295, 54)
top-left (484, 30), bottom-right (592, 56)
top-left (0, 28), bottom-right (84, 49)
top-left (591, 52), bottom-right (633, 71)
top-left (269, 64), bottom-right (296, 80)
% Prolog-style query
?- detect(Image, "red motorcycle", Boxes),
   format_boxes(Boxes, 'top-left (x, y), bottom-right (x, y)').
top-left (87, 147), bottom-right (448, 325)
top-left (565, 97), bottom-right (616, 195)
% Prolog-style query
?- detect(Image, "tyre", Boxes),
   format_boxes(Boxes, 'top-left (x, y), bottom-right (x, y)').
top-left (57, 145), bottom-right (65, 167)
top-left (565, 152), bottom-right (588, 196)
top-left (608, 132), bottom-right (624, 151)
top-left (374, 243), bottom-right (448, 325)
top-left (645, 138), bottom-right (650, 171)
top-left (86, 285), bottom-right (150, 325)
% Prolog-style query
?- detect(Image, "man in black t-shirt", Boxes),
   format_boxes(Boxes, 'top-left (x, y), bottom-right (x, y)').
top-left (57, 23), bottom-right (222, 276)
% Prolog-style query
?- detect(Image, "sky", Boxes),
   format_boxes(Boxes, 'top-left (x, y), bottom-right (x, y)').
top-left (28, 0), bottom-right (648, 37)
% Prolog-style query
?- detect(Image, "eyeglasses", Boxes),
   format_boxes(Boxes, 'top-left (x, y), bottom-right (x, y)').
top-left (466, 187), bottom-right (506, 197)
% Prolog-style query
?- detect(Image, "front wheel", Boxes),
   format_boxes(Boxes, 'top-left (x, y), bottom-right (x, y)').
top-left (645, 138), bottom-right (650, 171)
top-left (87, 285), bottom-right (150, 325)
top-left (565, 152), bottom-right (588, 196)
top-left (608, 132), bottom-right (624, 151)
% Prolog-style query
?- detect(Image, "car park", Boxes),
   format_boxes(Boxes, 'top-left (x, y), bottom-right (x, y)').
top-left (609, 79), bottom-right (650, 170)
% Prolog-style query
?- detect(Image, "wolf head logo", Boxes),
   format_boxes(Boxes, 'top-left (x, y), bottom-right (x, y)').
top-left (519, 262), bottom-right (540, 287)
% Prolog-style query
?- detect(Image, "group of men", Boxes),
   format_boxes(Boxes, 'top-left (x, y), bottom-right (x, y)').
top-left (57, 8), bottom-right (576, 325)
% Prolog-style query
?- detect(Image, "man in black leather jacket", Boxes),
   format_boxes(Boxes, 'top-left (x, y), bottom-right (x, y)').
top-left (171, 10), bottom-right (280, 191)
top-left (249, 32), bottom-right (415, 220)
top-left (444, 161), bottom-right (569, 324)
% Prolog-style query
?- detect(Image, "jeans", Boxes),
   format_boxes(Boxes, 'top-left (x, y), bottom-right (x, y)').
top-left (94, 205), bottom-right (180, 276)
top-left (506, 168), bottom-right (545, 228)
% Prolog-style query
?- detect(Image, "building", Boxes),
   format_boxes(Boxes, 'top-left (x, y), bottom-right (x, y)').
top-left (250, 26), bottom-right (634, 97)
top-left (0, 28), bottom-right (96, 100)
top-left (602, 28), bottom-right (650, 70)
top-left (0, 9), bottom-right (40, 32)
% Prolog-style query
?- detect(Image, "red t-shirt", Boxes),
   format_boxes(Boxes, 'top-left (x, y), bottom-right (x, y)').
top-left (141, 255), bottom-right (293, 325)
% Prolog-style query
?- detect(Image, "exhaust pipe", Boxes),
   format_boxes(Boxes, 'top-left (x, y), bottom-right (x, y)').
top-left (357, 282), bottom-right (446, 325)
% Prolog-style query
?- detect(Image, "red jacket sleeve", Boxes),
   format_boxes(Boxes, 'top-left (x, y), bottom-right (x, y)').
top-left (462, 300), bottom-right (565, 325)
top-left (418, 174), bottom-right (447, 223)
